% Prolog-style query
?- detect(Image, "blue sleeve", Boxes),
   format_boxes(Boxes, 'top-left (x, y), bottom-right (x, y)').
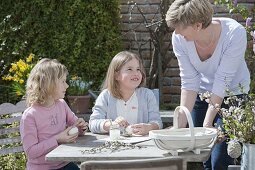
top-left (146, 89), bottom-right (163, 129)
top-left (89, 90), bottom-right (109, 133)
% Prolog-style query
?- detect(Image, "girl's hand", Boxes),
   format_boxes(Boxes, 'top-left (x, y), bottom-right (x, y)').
top-left (56, 126), bottom-right (78, 144)
top-left (114, 116), bottom-right (129, 128)
top-left (131, 123), bottom-right (151, 136)
top-left (74, 118), bottom-right (89, 135)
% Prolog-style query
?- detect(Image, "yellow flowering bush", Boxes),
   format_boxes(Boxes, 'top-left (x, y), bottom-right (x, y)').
top-left (2, 53), bottom-right (35, 97)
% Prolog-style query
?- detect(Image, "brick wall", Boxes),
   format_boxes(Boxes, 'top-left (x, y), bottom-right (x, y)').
top-left (119, 0), bottom-right (253, 105)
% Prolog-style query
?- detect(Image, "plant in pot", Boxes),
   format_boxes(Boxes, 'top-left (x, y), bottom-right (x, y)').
top-left (200, 88), bottom-right (255, 170)
top-left (67, 75), bottom-right (92, 114)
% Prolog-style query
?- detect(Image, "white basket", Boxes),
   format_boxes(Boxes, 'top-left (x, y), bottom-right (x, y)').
top-left (149, 106), bottom-right (217, 156)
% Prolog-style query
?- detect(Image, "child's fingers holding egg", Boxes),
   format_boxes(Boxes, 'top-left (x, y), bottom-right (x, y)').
top-left (68, 126), bottom-right (79, 135)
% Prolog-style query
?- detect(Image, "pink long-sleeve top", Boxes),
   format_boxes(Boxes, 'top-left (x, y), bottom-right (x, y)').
top-left (20, 99), bottom-right (78, 170)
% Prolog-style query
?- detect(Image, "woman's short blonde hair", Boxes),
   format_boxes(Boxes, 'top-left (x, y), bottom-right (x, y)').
top-left (26, 58), bottom-right (68, 106)
top-left (102, 51), bottom-right (146, 99)
top-left (166, 0), bottom-right (213, 29)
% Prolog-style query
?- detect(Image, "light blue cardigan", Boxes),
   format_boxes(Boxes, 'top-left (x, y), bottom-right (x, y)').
top-left (89, 87), bottom-right (163, 133)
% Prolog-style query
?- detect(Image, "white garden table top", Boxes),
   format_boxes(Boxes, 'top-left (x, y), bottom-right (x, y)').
top-left (46, 132), bottom-right (213, 170)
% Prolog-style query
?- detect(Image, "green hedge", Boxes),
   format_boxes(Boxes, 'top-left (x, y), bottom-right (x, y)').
top-left (0, 1), bottom-right (122, 167)
top-left (0, 152), bottom-right (26, 170)
top-left (0, 0), bottom-right (122, 104)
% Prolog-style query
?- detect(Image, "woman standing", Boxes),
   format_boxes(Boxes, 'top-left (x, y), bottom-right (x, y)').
top-left (166, 0), bottom-right (250, 169)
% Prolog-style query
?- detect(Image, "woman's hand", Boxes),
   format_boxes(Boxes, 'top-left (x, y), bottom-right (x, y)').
top-left (216, 133), bottom-right (227, 143)
top-left (56, 126), bottom-right (78, 144)
top-left (203, 122), bottom-right (225, 143)
top-left (203, 121), bottom-right (214, 128)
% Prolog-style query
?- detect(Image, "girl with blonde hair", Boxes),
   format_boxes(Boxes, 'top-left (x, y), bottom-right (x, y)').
top-left (20, 58), bottom-right (88, 170)
top-left (89, 51), bottom-right (162, 135)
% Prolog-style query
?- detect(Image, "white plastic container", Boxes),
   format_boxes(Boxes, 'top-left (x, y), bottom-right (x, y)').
top-left (110, 122), bottom-right (120, 140)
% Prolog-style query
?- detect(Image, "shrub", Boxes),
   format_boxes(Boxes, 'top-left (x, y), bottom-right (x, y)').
top-left (0, 114), bottom-right (26, 169)
top-left (0, 0), bottom-right (122, 104)
top-left (0, 152), bottom-right (26, 170)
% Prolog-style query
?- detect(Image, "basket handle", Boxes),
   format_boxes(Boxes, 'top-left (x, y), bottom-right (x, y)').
top-left (173, 106), bottom-right (195, 151)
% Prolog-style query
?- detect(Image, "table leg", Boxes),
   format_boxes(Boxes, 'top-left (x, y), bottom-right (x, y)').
top-left (183, 160), bottom-right (187, 170)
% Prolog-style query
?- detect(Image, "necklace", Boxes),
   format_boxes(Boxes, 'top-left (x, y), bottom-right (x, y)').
top-left (194, 29), bottom-right (215, 50)
top-left (122, 91), bottom-right (135, 106)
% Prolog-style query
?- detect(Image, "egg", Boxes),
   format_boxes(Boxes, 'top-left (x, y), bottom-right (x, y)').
top-left (125, 125), bottom-right (133, 135)
top-left (68, 127), bottom-right (78, 135)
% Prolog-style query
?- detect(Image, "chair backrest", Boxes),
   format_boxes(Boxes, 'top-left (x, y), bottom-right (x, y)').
top-left (80, 157), bottom-right (183, 170)
top-left (0, 100), bottom-right (27, 155)
top-left (88, 89), bottom-right (160, 105)
top-left (88, 90), bottom-right (99, 100)
top-left (152, 89), bottom-right (159, 106)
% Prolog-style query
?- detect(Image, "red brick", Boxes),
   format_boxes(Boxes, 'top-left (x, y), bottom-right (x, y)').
top-left (213, 5), bottom-right (229, 13)
top-left (169, 57), bottom-right (178, 67)
top-left (121, 4), bottom-right (161, 14)
top-left (173, 78), bottom-right (181, 86)
top-left (121, 32), bottom-right (152, 41)
top-left (171, 95), bottom-right (181, 104)
top-left (169, 86), bottom-right (181, 95)
top-left (162, 94), bottom-right (171, 103)
top-left (120, 5), bottom-right (129, 13)
top-left (164, 68), bottom-right (180, 77)
top-left (121, 14), bottom-right (161, 23)
top-left (162, 86), bottom-right (171, 94)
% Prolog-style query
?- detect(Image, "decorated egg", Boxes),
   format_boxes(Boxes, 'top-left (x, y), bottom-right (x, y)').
top-left (68, 127), bottom-right (78, 135)
top-left (125, 125), bottom-right (133, 135)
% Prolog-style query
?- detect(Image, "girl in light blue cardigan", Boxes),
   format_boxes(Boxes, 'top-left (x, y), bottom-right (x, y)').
top-left (89, 51), bottom-right (162, 135)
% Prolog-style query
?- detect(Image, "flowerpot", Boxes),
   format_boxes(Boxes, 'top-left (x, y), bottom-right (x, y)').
top-left (67, 95), bottom-right (91, 114)
top-left (241, 143), bottom-right (255, 170)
